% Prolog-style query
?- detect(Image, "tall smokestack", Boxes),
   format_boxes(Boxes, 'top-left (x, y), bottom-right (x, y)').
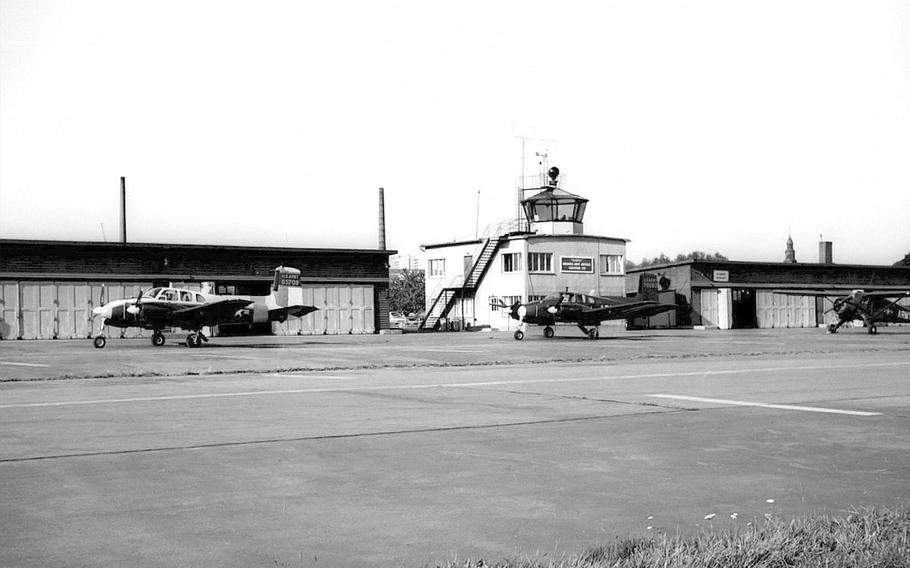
top-left (119, 176), bottom-right (127, 243)
top-left (378, 187), bottom-right (386, 250)
top-left (818, 237), bottom-right (833, 264)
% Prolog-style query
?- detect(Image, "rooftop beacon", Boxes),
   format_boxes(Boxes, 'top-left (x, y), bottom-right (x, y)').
top-left (520, 166), bottom-right (588, 236)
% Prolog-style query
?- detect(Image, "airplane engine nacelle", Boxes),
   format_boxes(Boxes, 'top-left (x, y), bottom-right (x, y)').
top-left (250, 302), bottom-right (270, 323)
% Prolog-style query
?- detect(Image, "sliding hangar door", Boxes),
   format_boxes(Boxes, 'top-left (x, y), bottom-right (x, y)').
top-left (697, 288), bottom-right (818, 329)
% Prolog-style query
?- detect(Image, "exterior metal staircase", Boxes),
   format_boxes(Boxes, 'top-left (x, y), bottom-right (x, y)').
top-left (420, 236), bottom-right (503, 331)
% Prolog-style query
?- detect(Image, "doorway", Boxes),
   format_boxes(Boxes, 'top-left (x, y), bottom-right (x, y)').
top-left (731, 289), bottom-right (757, 328)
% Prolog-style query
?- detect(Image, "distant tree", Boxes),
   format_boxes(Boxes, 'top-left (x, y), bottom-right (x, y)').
top-left (895, 253), bottom-right (910, 267)
top-left (389, 269), bottom-right (425, 315)
top-left (627, 251), bottom-right (728, 270)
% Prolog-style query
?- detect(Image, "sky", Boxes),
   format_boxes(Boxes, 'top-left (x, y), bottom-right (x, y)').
top-left (1, 0), bottom-right (908, 265)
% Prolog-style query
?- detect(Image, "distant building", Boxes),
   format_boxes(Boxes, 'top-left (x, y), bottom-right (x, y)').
top-left (784, 234), bottom-right (796, 263)
top-left (420, 167), bottom-right (628, 331)
top-left (627, 241), bottom-right (910, 330)
top-left (390, 254), bottom-right (424, 271)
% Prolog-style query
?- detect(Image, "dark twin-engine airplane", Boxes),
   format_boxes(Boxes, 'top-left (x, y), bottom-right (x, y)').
top-left (91, 266), bottom-right (318, 348)
top-left (498, 275), bottom-right (678, 340)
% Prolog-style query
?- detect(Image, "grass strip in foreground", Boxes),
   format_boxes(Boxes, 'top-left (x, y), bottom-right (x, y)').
top-left (432, 505), bottom-right (909, 568)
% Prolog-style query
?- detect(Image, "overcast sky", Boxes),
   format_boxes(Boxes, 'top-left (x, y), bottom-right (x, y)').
top-left (2, 1), bottom-right (908, 265)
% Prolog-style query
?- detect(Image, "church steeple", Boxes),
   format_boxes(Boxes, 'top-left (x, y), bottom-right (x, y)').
top-left (784, 232), bottom-right (797, 263)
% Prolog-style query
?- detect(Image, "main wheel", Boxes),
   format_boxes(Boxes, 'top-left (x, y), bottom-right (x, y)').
top-left (544, 327), bottom-right (554, 338)
top-left (827, 323), bottom-right (838, 334)
top-left (93, 335), bottom-right (106, 349)
top-left (152, 332), bottom-right (165, 347)
top-left (588, 328), bottom-right (600, 340)
top-left (513, 330), bottom-right (524, 341)
top-left (186, 333), bottom-right (197, 348)
top-left (868, 324), bottom-right (878, 335)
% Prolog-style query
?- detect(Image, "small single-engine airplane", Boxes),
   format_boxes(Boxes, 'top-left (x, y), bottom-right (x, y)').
top-left (772, 289), bottom-right (910, 334)
top-left (496, 276), bottom-right (678, 340)
top-left (90, 266), bottom-right (318, 348)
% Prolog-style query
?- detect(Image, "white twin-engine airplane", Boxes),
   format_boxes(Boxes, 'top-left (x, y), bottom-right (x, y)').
top-left (90, 266), bottom-right (318, 348)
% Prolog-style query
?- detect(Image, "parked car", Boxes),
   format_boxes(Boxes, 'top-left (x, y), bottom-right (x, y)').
top-left (389, 311), bottom-right (407, 328)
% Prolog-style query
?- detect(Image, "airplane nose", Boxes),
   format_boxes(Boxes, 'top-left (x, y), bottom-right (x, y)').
top-left (92, 305), bottom-right (111, 319)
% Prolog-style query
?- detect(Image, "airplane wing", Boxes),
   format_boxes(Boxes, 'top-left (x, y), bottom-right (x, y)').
top-left (857, 291), bottom-right (910, 299)
top-left (171, 298), bottom-right (254, 327)
top-left (772, 289), bottom-right (910, 298)
top-left (577, 301), bottom-right (676, 324)
top-left (268, 304), bottom-right (319, 322)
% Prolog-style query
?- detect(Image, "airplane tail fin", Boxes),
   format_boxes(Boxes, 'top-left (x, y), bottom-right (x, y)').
top-left (636, 273), bottom-right (659, 302)
top-left (272, 266), bottom-right (303, 307)
top-left (267, 266), bottom-right (318, 323)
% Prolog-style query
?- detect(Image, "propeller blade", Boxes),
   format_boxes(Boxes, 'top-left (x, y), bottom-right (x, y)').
top-left (547, 293), bottom-right (565, 315)
top-left (126, 289), bottom-right (144, 315)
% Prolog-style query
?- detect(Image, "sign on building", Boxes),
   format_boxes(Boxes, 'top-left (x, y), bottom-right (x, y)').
top-left (560, 257), bottom-right (594, 273)
top-left (713, 270), bottom-right (730, 282)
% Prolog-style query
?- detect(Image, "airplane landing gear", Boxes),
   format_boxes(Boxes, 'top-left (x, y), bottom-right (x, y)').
top-left (93, 335), bottom-right (106, 348)
top-left (868, 324), bottom-right (878, 335)
top-left (576, 324), bottom-right (599, 339)
top-left (513, 329), bottom-right (524, 340)
top-left (186, 331), bottom-right (209, 347)
top-left (151, 331), bottom-right (165, 346)
top-left (544, 326), bottom-right (554, 338)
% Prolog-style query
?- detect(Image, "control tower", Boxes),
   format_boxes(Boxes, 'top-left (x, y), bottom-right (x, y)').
top-left (520, 167), bottom-right (588, 235)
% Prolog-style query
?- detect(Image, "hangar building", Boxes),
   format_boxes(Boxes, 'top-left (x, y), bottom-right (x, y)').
top-left (420, 168), bottom-right (628, 331)
top-left (0, 239), bottom-right (394, 340)
top-left (626, 242), bottom-right (910, 330)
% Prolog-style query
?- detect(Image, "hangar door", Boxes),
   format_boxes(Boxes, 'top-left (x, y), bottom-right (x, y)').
top-left (2, 281), bottom-right (152, 340)
top-left (274, 284), bottom-right (375, 335)
top-left (756, 292), bottom-right (815, 328)
top-left (0, 282), bottom-right (20, 340)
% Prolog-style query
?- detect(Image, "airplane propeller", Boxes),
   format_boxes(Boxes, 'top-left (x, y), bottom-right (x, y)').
top-left (126, 289), bottom-right (144, 316)
top-left (547, 293), bottom-right (565, 315)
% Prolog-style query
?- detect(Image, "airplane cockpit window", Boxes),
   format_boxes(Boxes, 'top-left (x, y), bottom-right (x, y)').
top-left (179, 290), bottom-right (193, 302)
top-left (161, 289), bottom-right (177, 302)
top-left (195, 293), bottom-right (205, 303)
top-left (146, 288), bottom-right (162, 299)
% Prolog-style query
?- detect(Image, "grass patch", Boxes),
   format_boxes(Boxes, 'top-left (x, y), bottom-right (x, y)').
top-left (432, 505), bottom-right (909, 568)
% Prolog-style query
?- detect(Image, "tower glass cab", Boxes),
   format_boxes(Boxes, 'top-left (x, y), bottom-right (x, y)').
top-left (520, 167), bottom-right (588, 235)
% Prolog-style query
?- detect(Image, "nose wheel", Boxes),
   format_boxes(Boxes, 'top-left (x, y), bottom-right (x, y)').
top-left (93, 335), bottom-right (106, 348)
top-left (151, 331), bottom-right (166, 346)
top-left (544, 326), bottom-right (555, 338)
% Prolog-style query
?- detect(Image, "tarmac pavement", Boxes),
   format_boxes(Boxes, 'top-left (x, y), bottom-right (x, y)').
top-left (1, 328), bottom-right (909, 567)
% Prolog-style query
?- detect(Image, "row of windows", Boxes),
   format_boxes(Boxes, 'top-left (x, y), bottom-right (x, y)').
top-left (427, 254), bottom-right (624, 278)
top-left (145, 287), bottom-right (206, 303)
top-left (505, 253), bottom-right (624, 275)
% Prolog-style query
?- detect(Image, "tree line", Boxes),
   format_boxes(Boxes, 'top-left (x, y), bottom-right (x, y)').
top-left (625, 251), bottom-right (729, 270)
